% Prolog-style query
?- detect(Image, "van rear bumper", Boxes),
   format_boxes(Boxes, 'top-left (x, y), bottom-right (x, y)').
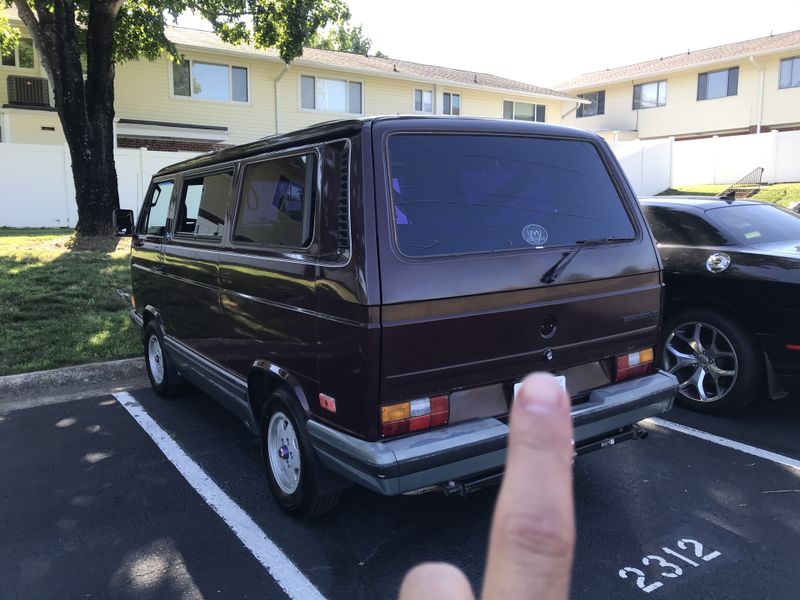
top-left (307, 372), bottom-right (677, 496)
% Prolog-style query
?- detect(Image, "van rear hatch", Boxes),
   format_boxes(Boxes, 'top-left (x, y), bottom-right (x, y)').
top-left (372, 120), bottom-right (662, 422)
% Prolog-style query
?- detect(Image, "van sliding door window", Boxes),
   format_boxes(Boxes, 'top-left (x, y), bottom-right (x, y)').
top-left (141, 180), bottom-right (174, 236)
top-left (388, 134), bottom-right (635, 258)
top-left (176, 172), bottom-right (234, 238)
top-left (233, 154), bottom-right (316, 248)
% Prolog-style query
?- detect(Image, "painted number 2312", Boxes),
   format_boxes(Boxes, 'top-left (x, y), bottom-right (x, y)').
top-left (619, 538), bottom-right (722, 594)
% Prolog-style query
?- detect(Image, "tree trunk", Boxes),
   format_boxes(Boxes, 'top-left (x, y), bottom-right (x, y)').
top-left (16, 0), bottom-right (121, 236)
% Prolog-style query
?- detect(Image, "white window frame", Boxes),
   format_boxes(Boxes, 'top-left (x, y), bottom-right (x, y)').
top-left (413, 88), bottom-right (434, 113)
top-left (442, 91), bottom-right (461, 116)
top-left (298, 74), bottom-right (364, 116)
top-left (502, 99), bottom-right (546, 122)
top-left (0, 37), bottom-right (35, 70)
top-left (632, 80), bottom-right (667, 110)
top-left (779, 56), bottom-right (800, 89)
top-left (169, 59), bottom-right (251, 105)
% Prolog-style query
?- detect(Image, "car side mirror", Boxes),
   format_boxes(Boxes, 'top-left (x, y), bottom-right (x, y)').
top-left (113, 209), bottom-right (135, 237)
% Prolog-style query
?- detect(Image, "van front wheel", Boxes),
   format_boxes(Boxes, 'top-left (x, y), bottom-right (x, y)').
top-left (143, 323), bottom-right (186, 397)
top-left (260, 388), bottom-right (341, 517)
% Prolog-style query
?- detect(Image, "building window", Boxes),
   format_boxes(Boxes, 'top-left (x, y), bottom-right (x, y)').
top-left (300, 75), bottom-right (362, 114)
top-left (234, 154), bottom-right (316, 248)
top-left (633, 80), bottom-right (667, 109)
top-left (697, 67), bottom-right (738, 100)
top-left (443, 92), bottom-right (461, 115)
top-left (576, 90), bottom-right (605, 117)
top-left (1, 37), bottom-right (34, 69)
top-left (172, 61), bottom-right (248, 103)
top-left (503, 100), bottom-right (546, 122)
top-left (414, 89), bottom-right (433, 112)
top-left (779, 56), bottom-right (800, 89)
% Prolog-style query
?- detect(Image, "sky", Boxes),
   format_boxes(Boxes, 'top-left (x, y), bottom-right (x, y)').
top-left (341, 0), bottom-right (800, 86)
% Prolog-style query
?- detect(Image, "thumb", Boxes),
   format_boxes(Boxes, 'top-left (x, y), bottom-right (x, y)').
top-left (399, 562), bottom-right (475, 600)
top-left (482, 372), bottom-right (575, 600)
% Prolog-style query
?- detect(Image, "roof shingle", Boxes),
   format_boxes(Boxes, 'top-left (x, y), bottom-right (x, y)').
top-left (554, 29), bottom-right (800, 91)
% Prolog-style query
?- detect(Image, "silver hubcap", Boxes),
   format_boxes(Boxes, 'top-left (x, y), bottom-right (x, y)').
top-left (147, 335), bottom-right (165, 385)
top-left (663, 321), bottom-right (738, 403)
top-left (267, 412), bottom-right (301, 495)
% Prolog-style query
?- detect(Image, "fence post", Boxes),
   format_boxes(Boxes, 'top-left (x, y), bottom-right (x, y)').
top-left (668, 137), bottom-right (675, 189)
top-left (62, 143), bottom-right (72, 228)
top-left (769, 129), bottom-right (779, 184)
top-left (139, 147), bottom-right (147, 214)
top-left (712, 136), bottom-right (720, 185)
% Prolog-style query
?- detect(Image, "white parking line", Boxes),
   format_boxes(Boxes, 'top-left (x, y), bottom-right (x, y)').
top-left (642, 417), bottom-right (800, 472)
top-left (112, 391), bottom-right (326, 600)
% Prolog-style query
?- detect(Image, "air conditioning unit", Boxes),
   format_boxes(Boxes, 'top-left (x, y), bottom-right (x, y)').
top-left (6, 75), bottom-right (50, 107)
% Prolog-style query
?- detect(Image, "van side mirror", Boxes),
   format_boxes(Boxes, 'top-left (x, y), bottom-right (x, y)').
top-left (113, 209), bottom-right (135, 237)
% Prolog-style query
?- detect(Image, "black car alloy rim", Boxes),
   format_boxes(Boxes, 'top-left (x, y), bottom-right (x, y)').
top-left (663, 321), bottom-right (738, 403)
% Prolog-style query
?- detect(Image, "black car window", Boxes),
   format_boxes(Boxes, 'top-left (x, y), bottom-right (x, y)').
top-left (706, 204), bottom-right (800, 245)
top-left (233, 154), bottom-right (316, 248)
top-left (643, 206), bottom-right (730, 246)
top-left (176, 172), bottom-right (234, 238)
top-left (387, 134), bottom-right (635, 258)
top-left (141, 180), bottom-right (174, 236)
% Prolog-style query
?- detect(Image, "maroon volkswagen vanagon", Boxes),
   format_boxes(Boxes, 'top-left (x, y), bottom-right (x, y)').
top-left (115, 116), bottom-right (677, 516)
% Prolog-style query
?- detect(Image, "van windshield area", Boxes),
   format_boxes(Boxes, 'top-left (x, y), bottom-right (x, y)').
top-left (388, 134), bottom-right (636, 257)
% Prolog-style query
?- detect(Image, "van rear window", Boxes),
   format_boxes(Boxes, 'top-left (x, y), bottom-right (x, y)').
top-left (387, 134), bottom-right (635, 257)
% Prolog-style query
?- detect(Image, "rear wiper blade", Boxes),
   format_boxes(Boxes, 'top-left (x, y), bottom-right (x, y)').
top-left (540, 237), bottom-right (633, 284)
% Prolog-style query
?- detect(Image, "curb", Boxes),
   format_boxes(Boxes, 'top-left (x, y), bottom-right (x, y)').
top-left (0, 358), bottom-right (147, 407)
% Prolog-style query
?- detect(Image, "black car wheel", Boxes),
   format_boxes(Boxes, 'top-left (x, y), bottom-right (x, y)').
top-left (260, 388), bottom-right (341, 517)
top-left (143, 322), bottom-right (187, 397)
top-left (659, 308), bottom-right (762, 413)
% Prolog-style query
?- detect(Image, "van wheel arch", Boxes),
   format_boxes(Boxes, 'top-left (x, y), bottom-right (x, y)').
top-left (247, 362), bottom-right (311, 424)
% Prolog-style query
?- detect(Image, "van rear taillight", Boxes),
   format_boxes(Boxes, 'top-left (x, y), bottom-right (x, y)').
top-left (615, 348), bottom-right (655, 382)
top-left (381, 395), bottom-right (449, 438)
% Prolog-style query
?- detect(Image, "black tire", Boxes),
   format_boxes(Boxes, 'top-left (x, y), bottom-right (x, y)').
top-left (260, 388), bottom-right (341, 517)
top-left (658, 308), bottom-right (763, 414)
top-left (143, 322), bottom-right (187, 397)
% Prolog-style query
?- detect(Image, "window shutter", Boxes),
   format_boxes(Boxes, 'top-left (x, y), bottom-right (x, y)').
top-left (503, 100), bottom-right (513, 119)
top-left (697, 73), bottom-right (707, 100)
top-left (536, 104), bottom-right (546, 122)
top-left (727, 67), bottom-right (739, 96)
top-left (301, 75), bottom-right (315, 109)
top-left (597, 91), bottom-right (605, 115)
top-left (632, 85), bottom-right (641, 110)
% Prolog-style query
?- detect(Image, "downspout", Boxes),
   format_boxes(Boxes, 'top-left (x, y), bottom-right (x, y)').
top-left (561, 101), bottom-right (580, 119)
top-left (274, 64), bottom-right (290, 135)
top-left (749, 55), bottom-right (764, 134)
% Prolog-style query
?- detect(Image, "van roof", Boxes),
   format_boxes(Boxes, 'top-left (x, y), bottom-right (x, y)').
top-left (154, 116), bottom-right (603, 177)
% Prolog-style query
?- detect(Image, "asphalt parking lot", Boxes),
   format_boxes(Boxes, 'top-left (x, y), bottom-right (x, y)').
top-left (1, 385), bottom-right (799, 599)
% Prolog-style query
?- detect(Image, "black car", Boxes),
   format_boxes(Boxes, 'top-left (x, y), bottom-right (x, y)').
top-left (641, 196), bottom-right (800, 413)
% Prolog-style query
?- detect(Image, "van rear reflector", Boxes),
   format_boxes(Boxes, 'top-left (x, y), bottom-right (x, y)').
top-left (615, 348), bottom-right (655, 382)
top-left (381, 394), bottom-right (449, 438)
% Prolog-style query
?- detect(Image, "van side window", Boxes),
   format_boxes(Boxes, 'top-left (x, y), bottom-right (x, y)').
top-left (141, 180), bottom-right (174, 236)
top-left (176, 171), bottom-right (234, 238)
top-left (233, 154), bottom-right (315, 247)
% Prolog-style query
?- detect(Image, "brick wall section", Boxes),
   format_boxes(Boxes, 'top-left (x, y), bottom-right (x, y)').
top-left (117, 136), bottom-right (232, 152)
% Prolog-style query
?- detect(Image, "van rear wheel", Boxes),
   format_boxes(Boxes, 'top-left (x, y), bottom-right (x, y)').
top-left (143, 322), bottom-right (186, 397)
top-left (260, 388), bottom-right (341, 517)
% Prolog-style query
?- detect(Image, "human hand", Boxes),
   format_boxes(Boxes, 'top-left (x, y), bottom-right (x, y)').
top-left (399, 372), bottom-right (575, 599)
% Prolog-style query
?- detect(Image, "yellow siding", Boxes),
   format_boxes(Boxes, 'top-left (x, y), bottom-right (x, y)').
top-left (562, 52), bottom-right (800, 140)
top-left (762, 52), bottom-right (800, 128)
top-left (0, 30), bottom-right (47, 106)
top-left (114, 50), bottom-right (282, 145)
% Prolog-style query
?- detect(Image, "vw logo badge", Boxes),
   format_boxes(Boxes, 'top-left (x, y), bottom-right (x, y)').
top-left (522, 224), bottom-right (549, 246)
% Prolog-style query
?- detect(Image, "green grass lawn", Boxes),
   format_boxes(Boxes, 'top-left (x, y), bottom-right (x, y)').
top-left (660, 183), bottom-right (800, 207)
top-left (0, 229), bottom-right (140, 376)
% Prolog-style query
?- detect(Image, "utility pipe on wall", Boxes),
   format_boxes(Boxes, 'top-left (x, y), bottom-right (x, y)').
top-left (749, 55), bottom-right (765, 134)
top-left (274, 64), bottom-right (290, 135)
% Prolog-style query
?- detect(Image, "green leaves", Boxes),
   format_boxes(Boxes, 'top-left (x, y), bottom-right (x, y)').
top-left (310, 20), bottom-right (371, 55)
top-left (0, 11), bottom-right (22, 56)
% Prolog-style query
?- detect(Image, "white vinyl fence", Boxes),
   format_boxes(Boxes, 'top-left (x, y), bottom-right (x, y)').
top-left (609, 129), bottom-right (800, 195)
top-left (2, 129), bottom-right (800, 227)
top-left (0, 144), bottom-right (198, 228)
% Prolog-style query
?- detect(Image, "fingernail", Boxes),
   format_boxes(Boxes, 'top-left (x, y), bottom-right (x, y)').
top-left (518, 374), bottom-right (563, 414)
